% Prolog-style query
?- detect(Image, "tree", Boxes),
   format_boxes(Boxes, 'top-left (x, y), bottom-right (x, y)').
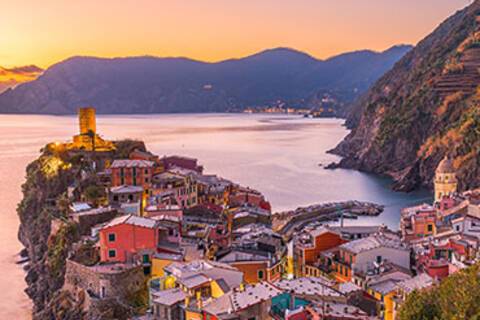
top-left (398, 264), bottom-right (480, 320)
top-left (86, 129), bottom-right (96, 151)
top-left (83, 185), bottom-right (105, 206)
top-left (398, 289), bottom-right (439, 320)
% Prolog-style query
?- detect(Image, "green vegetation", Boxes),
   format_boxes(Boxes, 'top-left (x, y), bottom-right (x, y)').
top-left (113, 139), bottom-right (146, 159)
top-left (47, 221), bottom-right (79, 278)
top-left (126, 280), bottom-right (149, 315)
top-left (71, 240), bottom-right (99, 266)
top-left (83, 184), bottom-right (106, 206)
top-left (398, 264), bottom-right (480, 320)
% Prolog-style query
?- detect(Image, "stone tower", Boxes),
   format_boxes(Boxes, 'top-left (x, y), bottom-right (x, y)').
top-left (434, 155), bottom-right (457, 202)
top-left (79, 107), bottom-right (96, 135)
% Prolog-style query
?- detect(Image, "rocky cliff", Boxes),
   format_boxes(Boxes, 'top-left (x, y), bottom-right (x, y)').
top-left (332, 1), bottom-right (480, 192)
top-left (0, 46), bottom-right (411, 115)
top-left (18, 140), bottom-right (146, 319)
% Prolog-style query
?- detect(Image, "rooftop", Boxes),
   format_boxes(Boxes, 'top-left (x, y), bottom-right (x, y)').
top-left (340, 233), bottom-right (406, 254)
top-left (310, 301), bottom-right (368, 319)
top-left (230, 282), bottom-right (282, 311)
top-left (110, 185), bottom-right (144, 194)
top-left (164, 260), bottom-right (243, 290)
top-left (70, 206), bottom-right (115, 217)
top-left (111, 159), bottom-right (154, 168)
top-left (152, 288), bottom-right (187, 306)
top-left (70, 202), bottom-right (92, 213)
top-left (436, 156), bottom-right (455, 174)
top-left (273, 277), bottom-right (341, 297)
top-left (396, 273), bottom-right (435, 294)
top-left (102, 214), bottom-right (157, 230)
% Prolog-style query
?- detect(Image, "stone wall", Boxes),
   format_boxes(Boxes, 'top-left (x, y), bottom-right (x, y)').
top-left (64, 259), bottom-right (146, 300)
top-left (71, 208), bottom-right (118, 235)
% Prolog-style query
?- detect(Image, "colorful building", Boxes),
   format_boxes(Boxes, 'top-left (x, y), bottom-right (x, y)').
top-left (110, 159), bottom-right (155, 195)
top-left (434, 156), bottom-right (458, 203)
top-left (332, 233), bottom-right (410, 283)
top-left (294, 226), bottom-right (347, 278)
top-left (400, 204), bottom-right (437, 242)
top-left (99, 214), bottom-right (161, 269)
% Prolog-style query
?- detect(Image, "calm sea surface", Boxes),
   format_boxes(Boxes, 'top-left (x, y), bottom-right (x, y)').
top-left (0, 113), bottom-right (431, 318)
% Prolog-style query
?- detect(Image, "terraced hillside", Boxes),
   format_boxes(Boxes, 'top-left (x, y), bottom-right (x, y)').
top-left (435, 47), bottom-right (480, 98)
top-left (333, 1), bottom-right (480, 192)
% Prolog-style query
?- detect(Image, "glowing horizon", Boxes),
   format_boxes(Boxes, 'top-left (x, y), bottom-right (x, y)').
top-left (0, 0), bottom-right (472, 68)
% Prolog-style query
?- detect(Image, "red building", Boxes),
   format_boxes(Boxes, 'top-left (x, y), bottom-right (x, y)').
top-left (229, 188), bottom-right (271, 211)
top-left (160, 155), bottom-right (203, 173)
top-left (99, 214), bottom-right (161, 265)
top-left (110, 159), bottom-right (155, 193)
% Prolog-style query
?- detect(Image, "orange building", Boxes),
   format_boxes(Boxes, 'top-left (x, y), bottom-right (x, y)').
top-left (218, 247), bottom-right (285, 284)
top-left (400, 204), bottom-right (437, 242)
top-left (294, 227), bottom-right (347, 277)
top-left (228, 260), bottom-right (284, 284)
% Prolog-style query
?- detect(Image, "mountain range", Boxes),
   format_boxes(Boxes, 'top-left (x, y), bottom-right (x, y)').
top-left (0, 46), bottom-right (411, 114)
top-left (332, 1), bottom-right (480, 192)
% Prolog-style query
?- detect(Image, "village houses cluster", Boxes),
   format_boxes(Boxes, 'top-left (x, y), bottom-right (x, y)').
top-left (52, 108), bottom-right (480, 320)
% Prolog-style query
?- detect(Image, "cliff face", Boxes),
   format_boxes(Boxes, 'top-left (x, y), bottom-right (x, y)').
top-left (17, 150), bottom-right (77, 318)
top-left (333, 1), bottom-right (480, 192)
top-left (18, 140), bottom-right (146, 319)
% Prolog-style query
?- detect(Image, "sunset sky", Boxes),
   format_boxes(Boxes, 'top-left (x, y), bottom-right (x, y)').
top-left (0, 0), bottom-right (472, 68)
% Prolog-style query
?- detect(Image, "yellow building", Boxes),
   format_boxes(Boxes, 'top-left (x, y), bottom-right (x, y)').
top-left (69, 107), bottom-right (115, 151)
top-left (434, 156), bottom-right (457, 202)
top-left (151, 254), bottom-right (184, 279)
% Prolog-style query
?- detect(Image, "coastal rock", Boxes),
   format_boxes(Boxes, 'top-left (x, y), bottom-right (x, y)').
top-left (332, 1), bottom-right (480, 192)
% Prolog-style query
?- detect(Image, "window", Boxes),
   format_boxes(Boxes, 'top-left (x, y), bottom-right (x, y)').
top-left (113, 195), bottom-right (119, 202)
top-left (376, 256), bottom-right (382, 263)
top-left (108, 233), bottom-right (116, 242)
top-left (427, 224), bottom-right (433, 232)
top-left (108, 249), bottom-right (116, 258)
top-left (258, 270), bottom-right (264, 280)
top-left (143, 254), bottom-right (150, 263)
top-left (145, 169), bottom-right (149, 174)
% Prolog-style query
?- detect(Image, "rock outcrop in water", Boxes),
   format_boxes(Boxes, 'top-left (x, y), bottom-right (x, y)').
top-left (331, 1), bottom-right (480, 192)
